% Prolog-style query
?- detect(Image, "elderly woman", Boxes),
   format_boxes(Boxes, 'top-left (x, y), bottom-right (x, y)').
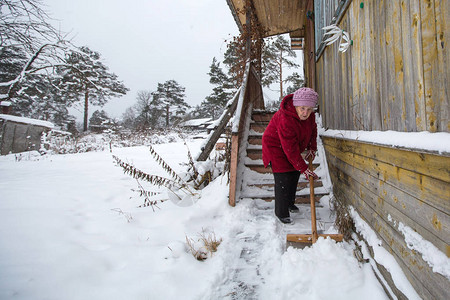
top-left (262, 87), bottom-right (319, 224)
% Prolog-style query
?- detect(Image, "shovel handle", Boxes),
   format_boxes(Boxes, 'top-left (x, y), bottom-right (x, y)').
top-left (309, 156), bottom-right (318, 243)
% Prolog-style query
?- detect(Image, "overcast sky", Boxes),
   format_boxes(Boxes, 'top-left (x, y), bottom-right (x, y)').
top-left (44, 0), bottom-right (240, 119)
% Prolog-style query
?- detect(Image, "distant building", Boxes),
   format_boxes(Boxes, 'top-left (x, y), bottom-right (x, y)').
top-left (179, 118), bottom-right (213, 131)
top-left (0, 114), bottom-right (54, 155)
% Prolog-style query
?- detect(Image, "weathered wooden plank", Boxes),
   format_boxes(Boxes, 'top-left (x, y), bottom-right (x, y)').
top-left (435, 0), bottom-right (450, 132)
top-left (341, 15), bottom-right (352, 130)
top-left (409, 0), bottom-right (427, 131)
top-left (392, 0), bottom-right (407, 131)
top-left (382, 0), bottom-right (396, 130)
top-left (323, 139), bottom-right (450, 213)
top-left (372, 0), bottom-right (384, 131)
top-left (349, 2), bottom-right (361, 130)
top-left (331, 173), bottom-right (447, 299)
top-left (327, 153), bottom-right (450, 250)
top-left (359, 0), bottom-right (368, 130)
top-left (367, 0), bottom-right (381, 130)
top-left (400, 0), bottom-right (418, 131)
top-left (376, 0), bottom-right (388, 131)
top-left (421, 0), bottom-right (438, 132)
top-left (322, 137), bottom-right (450, 183)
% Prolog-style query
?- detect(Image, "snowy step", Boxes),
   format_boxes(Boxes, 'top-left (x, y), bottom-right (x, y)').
top-left (245, 159), bottom-right (320, 174)
top-left (248, 180), bottom-right (324, 190)
top-left (248, 135), bottom-right (263, 146)
top-left (240, 185), bottom-right (329, 204)
top-left (249, 122), bottom-right (268, 133)
top-left (251, 111), bottom-right (274, 122)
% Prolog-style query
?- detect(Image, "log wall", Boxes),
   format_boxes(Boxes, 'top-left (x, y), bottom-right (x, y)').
top-left (316, 0), bottom-right (449, 133)
top-left (322, 136), bottom-right (450, 299)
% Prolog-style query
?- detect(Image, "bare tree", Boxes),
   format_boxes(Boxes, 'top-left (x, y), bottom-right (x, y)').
top-left (134, 90), bottom-right (162, 129)
top-left (0, 0), bottom-right (73, 100)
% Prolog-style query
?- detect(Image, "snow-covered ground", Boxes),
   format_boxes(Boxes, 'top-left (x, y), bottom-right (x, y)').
top-left (0, 134), bottom-right (430, 299)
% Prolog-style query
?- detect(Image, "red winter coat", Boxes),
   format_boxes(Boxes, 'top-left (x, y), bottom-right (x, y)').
top-left (262, 93), bottom-right (317, 173)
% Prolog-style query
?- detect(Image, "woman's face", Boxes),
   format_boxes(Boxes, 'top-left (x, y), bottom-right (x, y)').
top-left (295, 106), bottom-right (314, 120)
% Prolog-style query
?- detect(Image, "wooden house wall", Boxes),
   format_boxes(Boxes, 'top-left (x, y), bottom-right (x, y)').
top-left (323, 136), bottom-right (449, 299)
top-left (314, 1), bottom-right (450, 298)
top-left (316, 0), bottom-right (449, 133)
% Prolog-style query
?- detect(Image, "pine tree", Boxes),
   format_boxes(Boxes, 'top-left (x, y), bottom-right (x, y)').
top-left (89, 110), bottom-right (110, 126)
top-left (152, 80), bottom-right (190, 127)
top-left (223, 40), bottom-right (242, 89)
top-left (199, 57), bottom-right (234, 119)
top-left (262, 35), bottom-right (300, 100)
top-left (285, 72), bottom-right (305, 94)
top-left (57, 46), bottom-right (129, 131)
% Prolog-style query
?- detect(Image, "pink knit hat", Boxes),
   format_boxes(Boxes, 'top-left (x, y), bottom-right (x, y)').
top-left (292, 87), bottom-right (318, 107)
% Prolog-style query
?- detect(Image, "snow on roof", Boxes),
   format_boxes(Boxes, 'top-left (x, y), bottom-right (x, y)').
top-left (320, 129), bottom-right (450, 155)
top-left (180, 118), bottom-right (212, 127)
top-left (0, 114), bottom-right (54, 129)
top-left (0, 101), bottom-right (12, 106)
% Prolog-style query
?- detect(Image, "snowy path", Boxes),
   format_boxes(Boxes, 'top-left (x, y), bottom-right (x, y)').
top-left (207, 200), bottom-right (278, 299)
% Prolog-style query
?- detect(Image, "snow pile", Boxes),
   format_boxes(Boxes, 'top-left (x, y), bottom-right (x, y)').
top-left (321, 129), bottom-right (450, 154)
top-left (350, 207), bottom-right (422, 300)
top-left (396, 221), bottom-right (450, 280)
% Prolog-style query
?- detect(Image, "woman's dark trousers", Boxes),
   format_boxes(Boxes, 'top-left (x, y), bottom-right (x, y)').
top-left (273, 171), bottom-right (300, 218)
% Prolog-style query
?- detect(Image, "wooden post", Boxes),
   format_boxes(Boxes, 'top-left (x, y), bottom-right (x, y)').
top-left (228, 134), bottom-right (240, 206)
top-left (246, 4), bottom-right (252, 61)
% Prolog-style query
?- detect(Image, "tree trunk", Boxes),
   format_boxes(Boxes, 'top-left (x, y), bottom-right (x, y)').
top-left (83, 90), bottom-right (89, 131)
top-left (165, 104), bottom-right (169, 127)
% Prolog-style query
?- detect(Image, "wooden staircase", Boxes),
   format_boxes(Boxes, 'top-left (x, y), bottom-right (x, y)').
top-left (239, 110), bottom-right (330, 204)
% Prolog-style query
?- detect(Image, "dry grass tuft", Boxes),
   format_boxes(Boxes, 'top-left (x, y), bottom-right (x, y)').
top-left (186, 229), bottom-right (222, 261)
top-left (330, 193), bottom-right (355, 240)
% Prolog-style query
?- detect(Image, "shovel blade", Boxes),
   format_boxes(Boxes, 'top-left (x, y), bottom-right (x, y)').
top-left (286, 233), bottom-right (344, 243)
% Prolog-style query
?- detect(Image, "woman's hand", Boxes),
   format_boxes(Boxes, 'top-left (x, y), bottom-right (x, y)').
top-left (302, 168), bottom-right (319, 180)
top-left (305, 149), bottom-right (316, 161)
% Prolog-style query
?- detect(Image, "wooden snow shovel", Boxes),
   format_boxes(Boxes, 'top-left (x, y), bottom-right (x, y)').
top-left (286, 156), bottom-right (344, 244)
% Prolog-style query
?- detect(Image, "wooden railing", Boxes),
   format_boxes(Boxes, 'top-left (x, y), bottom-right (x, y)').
top-left (195, 86), bottom-right (242, 162)
top-left (228, 61), bottom-right (264, 206)
top-left (195, 61), bottom-right (263, 206)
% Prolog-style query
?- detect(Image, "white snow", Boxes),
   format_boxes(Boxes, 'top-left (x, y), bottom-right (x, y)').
top-left (396, 220), bottom-right (450, 280)
top-left (321, 129), bottom-right (450, 154)
top-left (0, 114), bottom-right (54, 129)
top-left (350, 208), bottom-right (422, 300)
top-left (1, 127), bottom-right (445, 299)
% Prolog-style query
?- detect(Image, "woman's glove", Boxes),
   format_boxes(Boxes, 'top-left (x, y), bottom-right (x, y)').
top-left (302, 168), bottom-right (319, 180)
top-left (305, 149), bottom-right (316, 161)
